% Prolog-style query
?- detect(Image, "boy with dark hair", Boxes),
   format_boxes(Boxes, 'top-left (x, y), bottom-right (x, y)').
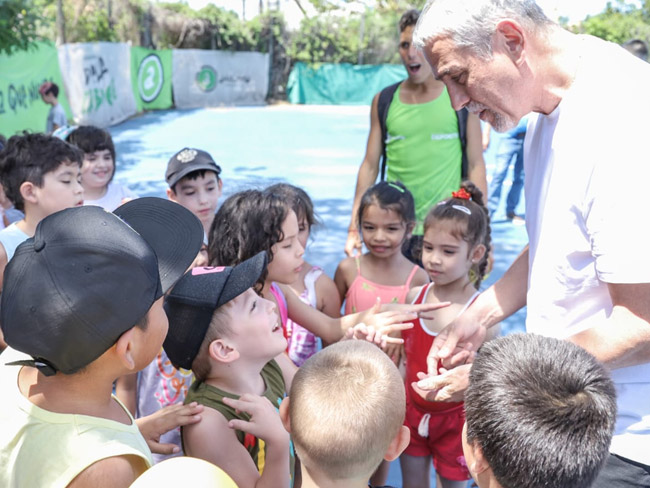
top-left (39, 81), bottom-right (67, 133)
top-left (0, 198), bottom-right (204, 487)
top-left (463, 333), bottom-right (617, 488)
top-left (280, 340), bottom-right (410, 488)
top-left (67, 125), bottom-right (136, 211)
top-left (163, 252), bottom-right (294, 488)
top-left (0, 133), bottom-right (84, 288)
top-left (165, 147), bottom-right (223, 241)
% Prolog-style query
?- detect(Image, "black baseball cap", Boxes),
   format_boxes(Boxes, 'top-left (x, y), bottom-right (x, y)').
top-left (1, 198), bottom-right (204, 376)
top-left (163, 251), bottom-right (267, 370)
top-left (166, 148), bottom-right (222, 189)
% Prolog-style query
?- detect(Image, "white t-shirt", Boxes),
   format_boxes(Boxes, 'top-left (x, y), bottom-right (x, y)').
top-left (84, 182), bottom-right (136, 212)
top-left (525, 35), bottom-right (650, 465)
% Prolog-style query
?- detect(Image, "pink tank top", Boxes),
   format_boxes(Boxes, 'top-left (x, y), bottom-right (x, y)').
top-left (344, 256), bottom-right (420, 314)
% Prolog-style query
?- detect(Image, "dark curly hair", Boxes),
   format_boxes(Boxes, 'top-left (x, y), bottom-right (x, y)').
top-left (265, 182), bottom-right (320, 231)
top-left (0, 133), bottom-right (82, 212)
top-left (207, 189), bottom-right (290, 290)
top-left (423, 181), bottom-right (492, 289)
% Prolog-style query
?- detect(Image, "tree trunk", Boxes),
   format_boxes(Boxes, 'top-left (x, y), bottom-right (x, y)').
top-left (56, 0), bottom-right (66, 45)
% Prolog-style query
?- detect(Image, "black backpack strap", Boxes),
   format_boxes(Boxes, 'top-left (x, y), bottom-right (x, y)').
top-left (377, 81), bottom-right (402, 181)
top-left (456, 107), bottom-right (469, 179)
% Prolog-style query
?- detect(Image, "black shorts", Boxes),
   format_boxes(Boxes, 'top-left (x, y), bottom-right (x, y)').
top-left (592, 453), bottom-right (650, 488)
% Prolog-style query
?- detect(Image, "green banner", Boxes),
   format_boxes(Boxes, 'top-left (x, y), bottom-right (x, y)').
top-left (0, 42), bottom-right (72, 137)
top-left (130, 47), bottom-right (173, 111)
top-left (287, 62), bottom-right (407, 105)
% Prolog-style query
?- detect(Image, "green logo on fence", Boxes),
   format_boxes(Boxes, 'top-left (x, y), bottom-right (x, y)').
top-left (138, 54), bottom-right (164, 103)
top-left (196, 65), bottom-right (217, 92)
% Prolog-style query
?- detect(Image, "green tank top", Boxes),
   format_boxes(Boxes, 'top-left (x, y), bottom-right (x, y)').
top-left (385, 86), bottom-right (462, 234)
top-left (184, 359), bottom-right (295, 486)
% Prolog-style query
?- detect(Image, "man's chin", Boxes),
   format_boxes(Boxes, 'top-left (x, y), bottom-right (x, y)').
top-left (489, 113), bottom-right (518, 133)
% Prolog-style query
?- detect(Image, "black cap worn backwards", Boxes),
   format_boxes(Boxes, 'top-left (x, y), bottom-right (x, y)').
top-left (1, 198), bottom-right (204, 376)
top-left (163, 251), bottom-right (267, 370)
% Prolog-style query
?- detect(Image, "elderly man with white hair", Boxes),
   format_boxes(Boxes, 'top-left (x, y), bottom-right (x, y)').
top-left (411, 1), bottom-right (650, 486)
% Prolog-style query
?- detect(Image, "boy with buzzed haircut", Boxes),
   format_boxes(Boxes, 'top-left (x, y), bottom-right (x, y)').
top-left (463, 334), bottom-right (617, 488)
top-left (280, 340), bottom-right (411, 488)
top-left (0, 198), bottom-right (204, 488)
top-left (163, 252), bottom-right (295, 488)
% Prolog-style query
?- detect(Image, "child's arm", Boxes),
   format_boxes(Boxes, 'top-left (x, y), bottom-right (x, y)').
top-left (280, 282), bottom-right (448, 344)
top-left (316, 273), bottom-right (342, 319)
top-left (135, 402), bottom-right (203, 455)
top-left (333, 257), bottom-right (356, 303)
top-left (115, 373), bottom-right (137, 416)
top-left (384, 281), bottom-right (427, 359)
top-left (67, 454), bottom-right (148, 488)
top-left (316, 272), bottom-right (342, 347)
top-left (184, 396), bottom-right (290, 488)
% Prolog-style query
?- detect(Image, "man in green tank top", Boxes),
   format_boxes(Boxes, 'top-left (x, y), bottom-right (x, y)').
top-left (345, 9), bottom-right (487, 260)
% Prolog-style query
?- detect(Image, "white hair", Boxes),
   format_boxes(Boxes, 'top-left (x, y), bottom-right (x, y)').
top-left (413, 0), bottom-right (554, 59)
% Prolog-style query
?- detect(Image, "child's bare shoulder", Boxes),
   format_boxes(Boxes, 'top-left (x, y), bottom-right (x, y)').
top-left (183, 405), bottom-right (235, 451)
top-left (406, 284), bottom-right (426, 304)
top-left (335, 255), bottom-right (356, 275)
top-left (67, 453), bottom-right (147, 488)
top-left (410, 266), bottom-right (430, 288)
top-left (334, 256), bottom-right (357, 290)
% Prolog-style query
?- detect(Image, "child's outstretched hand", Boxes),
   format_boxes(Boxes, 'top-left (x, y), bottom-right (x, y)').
top-left (136, 402), bottom-right (204, 454)
top-left (222, 394), bottom-right (289, 446)
top-left (356, 297), bottom-right (451, 333)
top-left (344, 322), bottom-right (411, 348)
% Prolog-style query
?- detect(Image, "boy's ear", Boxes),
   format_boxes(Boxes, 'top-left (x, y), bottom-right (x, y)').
top-left (114, 328), bottom-right (137, 371)
top-left (384, 425), bottom-right (410, 462)
top-left (467, 440), bottom-right (491, 476)
top-left (208, 339), bottom-right (240, 363)
top-left (470, 243), bottom-right (487, 264)
top-left (279, 396), bottom-right (291, 433)
top-left (217, 177), bottom-right (223, 193)
top-left (19, 181), bottom-right (39, 206)
top-left (166, 187), bottom-right (177, 202)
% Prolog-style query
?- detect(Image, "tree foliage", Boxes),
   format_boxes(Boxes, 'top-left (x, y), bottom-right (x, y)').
top-left (6, 0), bottom-right (650, 98)
top-left (574, 0), bottom-right (650, 46)
top-left (0, 0), bottom-right (41, 55)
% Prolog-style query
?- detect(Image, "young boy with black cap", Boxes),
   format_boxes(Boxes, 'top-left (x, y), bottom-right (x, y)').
top-left (0, 198), bottom-right (204, 488)
top-left (163, 254), bottom-right (414, 488)
top-left (164, 251), bottom-right (295, 488)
